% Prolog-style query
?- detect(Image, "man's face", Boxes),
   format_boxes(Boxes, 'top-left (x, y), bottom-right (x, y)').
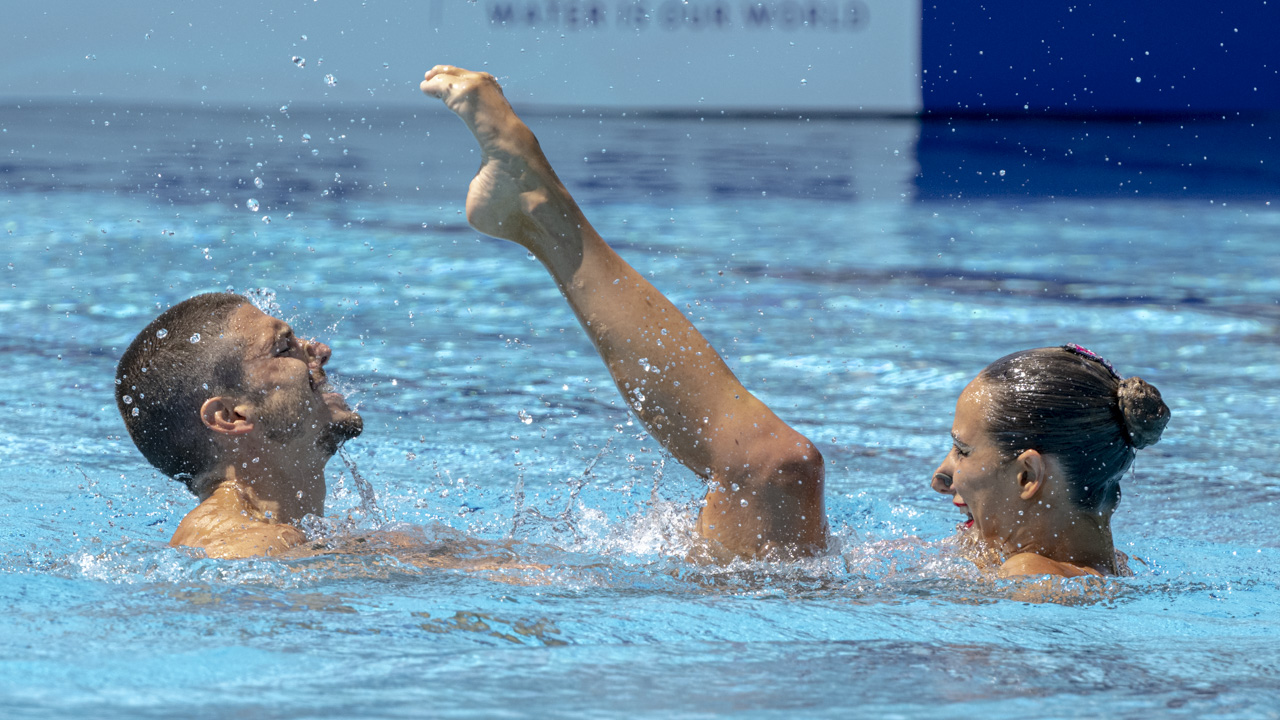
top-left (227, 305), bottom-right (363, 456)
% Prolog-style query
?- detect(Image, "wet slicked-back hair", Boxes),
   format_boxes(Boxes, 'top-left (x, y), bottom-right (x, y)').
top-left (115, 293), bottom-right (250, 494)
top-left (978, 347), bottom-right (1170, 513)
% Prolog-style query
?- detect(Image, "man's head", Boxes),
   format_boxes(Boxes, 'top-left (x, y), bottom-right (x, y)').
top-left (116, 294), bottom-right (362, 495)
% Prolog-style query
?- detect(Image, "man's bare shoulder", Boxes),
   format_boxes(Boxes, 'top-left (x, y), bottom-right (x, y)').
top-left (171, 495), bottom-right (305, 559)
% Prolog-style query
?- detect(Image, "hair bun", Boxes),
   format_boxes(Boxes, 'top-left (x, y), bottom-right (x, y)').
top-left (1117, 376), bottom-right (1170, 449)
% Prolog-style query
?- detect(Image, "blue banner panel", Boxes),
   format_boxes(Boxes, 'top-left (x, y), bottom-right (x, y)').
top-left (922, 1), bottom-right (1280, 114)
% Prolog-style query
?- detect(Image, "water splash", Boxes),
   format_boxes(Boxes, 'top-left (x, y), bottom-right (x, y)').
top-left (337, 446), bottom-right (387, 528)
top-left (242, 287), bottom-right (281, 317)
top-left (510, 439), bottom-right (612, 545)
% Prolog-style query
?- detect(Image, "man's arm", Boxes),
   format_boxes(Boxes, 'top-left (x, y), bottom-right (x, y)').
top-left (422, 66), bottom-right (826, 559)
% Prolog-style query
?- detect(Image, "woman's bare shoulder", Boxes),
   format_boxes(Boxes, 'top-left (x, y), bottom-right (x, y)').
top-left (1000, 552), bottom-right (1104, 579)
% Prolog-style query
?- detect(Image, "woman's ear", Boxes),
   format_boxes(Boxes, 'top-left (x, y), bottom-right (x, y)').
top-left (200, 397), bottom-right (254, 436)
top-left (1014, 449), bottom-right (1048, 501)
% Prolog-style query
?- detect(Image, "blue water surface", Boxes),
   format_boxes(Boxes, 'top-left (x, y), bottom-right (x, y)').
top-left (1, 104), bottom-right (1278, 719)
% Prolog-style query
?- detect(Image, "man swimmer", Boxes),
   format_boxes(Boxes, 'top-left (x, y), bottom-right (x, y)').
top-left (116, 295), bottom-right (364, 558)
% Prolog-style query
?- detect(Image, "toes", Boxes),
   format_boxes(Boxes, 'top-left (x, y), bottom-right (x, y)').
top-left (421, 73), bottom-right (455, 98)
top-left (422, 65), bottom-right (470, 98)
top-left (421, 66), bottom-right (504, 102)
top-left (425, 64), bottom-right (462, 82)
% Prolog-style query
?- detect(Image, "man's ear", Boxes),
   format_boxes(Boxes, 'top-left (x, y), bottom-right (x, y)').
top-left (200, 397), bottom-right (254, 436)
top-left (1014, 449), bottom-right (1048, 501)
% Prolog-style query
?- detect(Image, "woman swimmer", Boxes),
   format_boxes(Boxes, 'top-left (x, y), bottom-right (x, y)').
top-left (931, 346), bottom-right (1170, 577)
top-left (421, 66), bottom-right (1170, 578)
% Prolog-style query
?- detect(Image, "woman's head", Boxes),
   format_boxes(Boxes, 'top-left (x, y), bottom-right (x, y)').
top-left (932, 345), bottom-right (1170, 550)
top-left (976, 345), bottom-right (1170, 511)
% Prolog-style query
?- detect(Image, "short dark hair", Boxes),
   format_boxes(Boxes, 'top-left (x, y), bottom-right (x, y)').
top-left (978, 347), bottom-right (1170, 512)
top-left (115, 293), bottom-right (250, 494)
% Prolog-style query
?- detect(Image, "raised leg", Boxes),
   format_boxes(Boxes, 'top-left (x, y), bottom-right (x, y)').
top-left (422, 66), bottom-right (826, 559)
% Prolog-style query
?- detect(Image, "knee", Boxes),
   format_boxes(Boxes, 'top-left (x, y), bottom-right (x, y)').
top-left (767, 439), bottom-right (825, 500)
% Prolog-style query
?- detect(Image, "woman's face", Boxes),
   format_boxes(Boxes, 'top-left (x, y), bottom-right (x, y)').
top-left (931, 378), bottom-right (1025, 547)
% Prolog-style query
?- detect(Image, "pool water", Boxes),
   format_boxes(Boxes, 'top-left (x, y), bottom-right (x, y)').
top-left (2, 104), bottom-right (1278, 718)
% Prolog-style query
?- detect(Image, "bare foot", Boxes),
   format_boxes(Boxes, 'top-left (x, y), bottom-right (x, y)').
top-left (421, 65), bottom-right (581, 251)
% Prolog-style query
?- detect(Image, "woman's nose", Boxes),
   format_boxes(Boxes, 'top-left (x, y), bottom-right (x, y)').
top-left (931, 456), bottom-right (954, 494)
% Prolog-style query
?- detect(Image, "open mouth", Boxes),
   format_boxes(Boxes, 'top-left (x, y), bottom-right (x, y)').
top-left (309, 368), bottom-right (354, 412)
top-left (323, 390), bottom-right (351, 411)
top-left (954, 499), bottom-right (974, 531)
top-left (308, 367), bottom-right (330, 394)
top-left (308, 368), bottom-right (350, 410)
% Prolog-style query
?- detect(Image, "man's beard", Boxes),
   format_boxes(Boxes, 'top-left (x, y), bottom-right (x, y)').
top-left (258, 388), bottom-right (363, 456)
top-left (319, 411), bottom-right (363, 455)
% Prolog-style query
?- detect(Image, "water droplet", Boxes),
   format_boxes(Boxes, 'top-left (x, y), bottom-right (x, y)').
top-left (190, 333), bottom-right (201, 343)
top-left (131, 407), bottom-right (139, 416)
top-left (324, 74), bottom-right (337, 87)
top-left (261, 215), bottom-right (272, 224)
top-left (292, 56), bottom-right (306, 68)
top-left (279, 105), bottom-right (289, 114)
top-left (254, 177), bottom-right (264, 189)
top-left (517, 409), bottom-right (533, 425)
top-left (156, 328), bottom-right (168, 339)
top-left (1135, 76), bottom-right (1142, 83)
top-left (999, 169), bottom-right (1007, 177)
top-left (740, 499), bottom-right (749, 507)
top-left (247, 198), bottom-right (260, 212)
top-left (122, 395), bottom-right (133, 404)
top-left (799, 78), bottom-right (807, 86)
top-left (301, 133), bottom-right (311, 143)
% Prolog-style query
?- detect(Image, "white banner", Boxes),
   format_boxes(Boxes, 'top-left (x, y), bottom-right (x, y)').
top-left (1, 0), bottom-right (920, 113)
